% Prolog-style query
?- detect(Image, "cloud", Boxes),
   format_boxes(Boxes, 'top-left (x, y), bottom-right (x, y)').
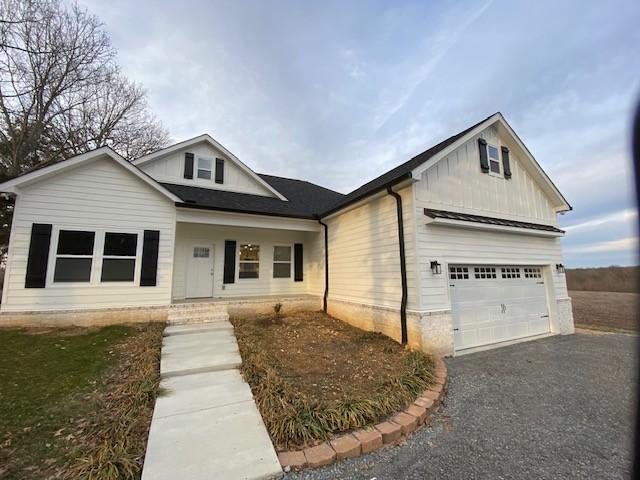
top-left (564, 208), bottom-right (638, 232)
top-left (79, 0), bottom-right (640, 266)
top-left (565, 236), bottom-right (639, 254)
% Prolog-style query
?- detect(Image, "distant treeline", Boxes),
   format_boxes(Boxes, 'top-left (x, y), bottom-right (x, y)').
top-left (566, 266), bottom-right (639, 293)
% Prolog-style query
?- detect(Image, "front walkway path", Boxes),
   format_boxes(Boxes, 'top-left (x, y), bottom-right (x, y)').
top-left (142, 321), bottom-right (282, 480)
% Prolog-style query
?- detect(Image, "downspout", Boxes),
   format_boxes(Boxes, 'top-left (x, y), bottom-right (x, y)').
top-left (387, 185), bottom-right (408, 345)
top-left (318, 219), bottom-right (329, 312)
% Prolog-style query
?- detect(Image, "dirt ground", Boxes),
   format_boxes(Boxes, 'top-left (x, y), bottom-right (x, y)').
top-left (570, 290), bottom-right (639, 332)
top-left (232, 311), bottom-right (421, 401)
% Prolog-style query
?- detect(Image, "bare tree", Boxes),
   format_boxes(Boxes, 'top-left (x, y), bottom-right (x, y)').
top-left (0, 0), bottom-right (170, 252)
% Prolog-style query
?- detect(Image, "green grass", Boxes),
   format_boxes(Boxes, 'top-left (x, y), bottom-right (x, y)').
top-left (0, 325), bottom-right (139, 479)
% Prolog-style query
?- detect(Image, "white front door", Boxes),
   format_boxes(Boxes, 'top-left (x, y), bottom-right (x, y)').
top-left (449, 265), bottom-right (550, 351)
top-left (185, 243), bottom-right (214, 298)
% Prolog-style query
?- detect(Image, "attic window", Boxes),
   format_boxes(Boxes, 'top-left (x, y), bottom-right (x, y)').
top-left (197, 158), bottom-right (212, 180)
top-left (488, 145), bottom-right (501, 175)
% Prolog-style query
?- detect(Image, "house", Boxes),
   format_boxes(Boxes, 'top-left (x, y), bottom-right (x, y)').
top-left (0, 112), bottom-right (574, 355)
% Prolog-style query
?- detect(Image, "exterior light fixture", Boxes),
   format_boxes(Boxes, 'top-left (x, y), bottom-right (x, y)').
top-left (430, 261), bottom-right (442, 275)
top-left (556, 263), bottom-right (565, 273)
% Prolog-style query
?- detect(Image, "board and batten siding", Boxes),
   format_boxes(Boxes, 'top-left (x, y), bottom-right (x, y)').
top-left (412, 123), bottom-right (568, 313)
top-left (139, 142), bottom-right (275, 197)
top-left (325, 186), bottom-right (418, 310)
top-left (1, 156), bottom-right (176, 311)
top-left (416, 124), bottom-right (559, 225)
top-left (172, 223), bottom-right (322, 299)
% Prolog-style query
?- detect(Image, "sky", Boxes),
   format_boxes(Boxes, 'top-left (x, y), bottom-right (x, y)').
top-left (80, 0), bottom-right (640, 267)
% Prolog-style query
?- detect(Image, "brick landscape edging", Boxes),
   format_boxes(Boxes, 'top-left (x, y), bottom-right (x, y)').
top-left (277, 357), bottom-right (448, 471)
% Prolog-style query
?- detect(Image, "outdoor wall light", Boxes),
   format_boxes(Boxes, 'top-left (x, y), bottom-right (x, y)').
top-left (556, 263), bottom-right (565, 273)
top-left (430, 261), bottom-right (442, 275)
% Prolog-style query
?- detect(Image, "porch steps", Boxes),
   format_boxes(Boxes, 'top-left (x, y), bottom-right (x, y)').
top-left (167, 302), bottom-right (229, 325)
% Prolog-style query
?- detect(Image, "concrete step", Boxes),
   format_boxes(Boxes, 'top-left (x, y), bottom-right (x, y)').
top-left (167, 313), bottom-right (229, 325)
top-left (169, 303), bottom-right (228, 312)
top-left (164, 322), bottom-right (234, 336)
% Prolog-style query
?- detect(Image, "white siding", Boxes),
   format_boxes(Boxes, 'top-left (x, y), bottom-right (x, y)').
top-left (139, 141), bottom-right (275, 197)
top-left (2, 156), bottom-right (176, 311)
top-left (172, 223), bottom-right (322, 299)
top-left (416, 224), bottom-right (568, 311)
top-left (416, 124), bottom-right (558, 225)
top-left (325, 186), bottom-right (418, 310)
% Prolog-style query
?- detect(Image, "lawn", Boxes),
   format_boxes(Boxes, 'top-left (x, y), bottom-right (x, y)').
top-left (231, 311), bottom-right (436, 450)
top-left (0, 323), bottom-right (164, 480)
top-left (570, 290), bottom-right (639, 332)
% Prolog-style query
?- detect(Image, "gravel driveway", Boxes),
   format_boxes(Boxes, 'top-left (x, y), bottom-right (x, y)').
top-left (285, 331), bottom-right (637, 479)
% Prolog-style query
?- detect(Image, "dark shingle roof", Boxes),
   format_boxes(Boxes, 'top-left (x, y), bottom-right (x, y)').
top-left (163, 114), bottom-right (496, 219)
top-left (322, 113), bottom-right (496, 215)
top-left (162, 174), bottom-right (344, 219)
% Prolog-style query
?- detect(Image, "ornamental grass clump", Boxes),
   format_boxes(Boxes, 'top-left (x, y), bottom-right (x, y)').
top-left (233, 313), bottom-right (437, 449)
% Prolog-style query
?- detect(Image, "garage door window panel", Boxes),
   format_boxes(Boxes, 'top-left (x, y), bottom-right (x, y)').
top-left (474, 267), bottom-right (496, 279)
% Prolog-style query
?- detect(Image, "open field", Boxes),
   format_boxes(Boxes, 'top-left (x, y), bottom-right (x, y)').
top-left (0, 323), bottom-right (163, 480)
top-left (570, 290), bottom-right (639, 332)
top-left (566, 266), bottom-right (638, 293)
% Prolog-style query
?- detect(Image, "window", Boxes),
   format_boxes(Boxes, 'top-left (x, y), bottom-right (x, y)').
top-left (273, 246), bottom-right (291, 278)
top-left (239, 244), bottom-right (260, 279)
top-left (101, 233), bottom-right (137, 282)
top-left (474, 266), bottom-right (496, 279)
top-left (450, 266), bottom-right (469, 280)
top-left (193, 247), bottom-right (210, 258)
top-left (54, 230), bottom-right (95, 282)
top-left (524, 267), bottom-right (542, 278)
top-left (501, 267), bottom-right (521, 279)
top-left (488, 144), bottom-right (501, 175)
top-left (197, 158), bottom-right (212, 179)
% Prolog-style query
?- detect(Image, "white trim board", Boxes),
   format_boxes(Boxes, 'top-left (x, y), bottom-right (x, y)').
top-left (0, 147), bottom-right (181, 203)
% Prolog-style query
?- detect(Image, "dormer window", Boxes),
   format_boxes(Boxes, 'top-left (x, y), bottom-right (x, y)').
top-left (197, 158), bottom-right (212, 180)
top-left (487, 144), bottom-right (501, 175)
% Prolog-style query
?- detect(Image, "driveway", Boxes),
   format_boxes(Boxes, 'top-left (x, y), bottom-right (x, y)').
top-left (285, 331), bottom-right (637, 479)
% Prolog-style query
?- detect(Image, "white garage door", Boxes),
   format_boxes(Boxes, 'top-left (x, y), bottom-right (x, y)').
top-left (449, 265), bottom-right (550, 351)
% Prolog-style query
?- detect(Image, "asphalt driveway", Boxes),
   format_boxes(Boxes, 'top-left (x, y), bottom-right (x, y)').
top-left (285, 331), bottom-right (637, 479)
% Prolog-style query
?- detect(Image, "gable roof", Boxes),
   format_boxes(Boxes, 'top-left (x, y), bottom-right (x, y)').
top-left (0, 146), bottom-right (181, 202)
top-left (323, 112), bottom-right (571, 216)
top-left (164, 174), bottom-right (344, 219)
top-left (132, 134), bottom-right (288, 201)
top-left (321, 114), bottom-right (494, 216)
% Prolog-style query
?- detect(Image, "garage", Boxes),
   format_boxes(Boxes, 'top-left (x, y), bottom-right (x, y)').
top-left (449, 265), bottom-right (550, 351)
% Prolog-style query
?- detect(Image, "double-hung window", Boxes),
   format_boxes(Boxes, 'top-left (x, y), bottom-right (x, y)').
top-left (197, 158), bottom-right (212, 180)
top-left (487, 144), bottom-right (501, 175)
top-left (273, 246), bottom-right (291, 278)
top-left (101, 233), bottom-right (137, 282)
top-left (239, 244), bottom-right (260, 279)
top-left (54, 230), bottom-right (95, 282)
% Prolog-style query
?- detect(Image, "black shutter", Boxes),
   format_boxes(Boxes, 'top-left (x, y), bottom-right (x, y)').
top-left (223, 240), bottom-right (236, 284)
top-left (215, 158), bottom-right (224, 184)
top-left (140, 230), bottom-right (160, 286)
top-left (25, 223), bottom-right (52, 288)
top-left (184, 152), bottom-right (194, 179)
top-left (478, 138), bottom-right (489, 173)
top-left (294, 243), bottom-right (303, 282)
top-left (501, 146), bottom-right (512, 179)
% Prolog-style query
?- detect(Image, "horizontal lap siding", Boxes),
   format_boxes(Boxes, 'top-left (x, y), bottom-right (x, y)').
top-left (2, 157), bottom-right (176, 311)
top-left (417, 222), bottom-right (568, 310)
top-left (172, 223), bottom-right (322, 299)
top-left (326, 187), bottom-right (418, 310)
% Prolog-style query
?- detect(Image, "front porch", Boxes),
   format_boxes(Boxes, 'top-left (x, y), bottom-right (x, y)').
top-left (172, 208), bottom-right (325, 304)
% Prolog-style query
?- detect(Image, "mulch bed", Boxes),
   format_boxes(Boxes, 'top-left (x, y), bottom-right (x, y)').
top-left (231, 311), bottom-right (436, 449)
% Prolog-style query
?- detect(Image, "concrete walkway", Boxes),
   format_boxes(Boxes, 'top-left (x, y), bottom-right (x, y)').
top-left (142, 320), bottom-right (282, 480)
